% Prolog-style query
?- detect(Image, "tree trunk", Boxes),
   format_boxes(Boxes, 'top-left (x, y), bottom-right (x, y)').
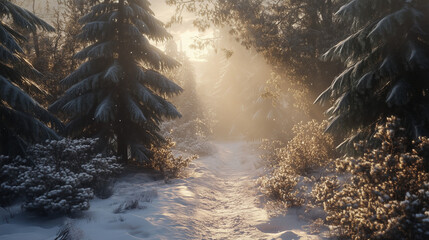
top-left (116, 0), bottom-right (128, 163)
top-left (32, 31), bottom-right (40, 58)
top-left (117, 132), bottom-right (128, 163)
top-left (32, 0), bottom-right (40, 58)
top-left (322, 0), bottom-right (333, 31)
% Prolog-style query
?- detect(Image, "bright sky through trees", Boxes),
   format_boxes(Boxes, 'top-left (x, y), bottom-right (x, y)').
top-left (150, 0), bottom-right (213, 62)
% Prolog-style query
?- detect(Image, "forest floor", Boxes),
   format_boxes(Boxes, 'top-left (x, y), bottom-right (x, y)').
top-left (0, 141), bottom-right (322, 240)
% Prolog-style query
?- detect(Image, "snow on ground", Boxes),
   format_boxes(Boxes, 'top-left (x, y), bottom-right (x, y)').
top-left (0, 142), bottom-right (322, 240)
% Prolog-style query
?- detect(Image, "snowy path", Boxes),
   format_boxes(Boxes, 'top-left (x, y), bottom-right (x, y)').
top-left (0, 142), bottom-right (321, 240)
top-left (168, 142), bottom-right (271, 239)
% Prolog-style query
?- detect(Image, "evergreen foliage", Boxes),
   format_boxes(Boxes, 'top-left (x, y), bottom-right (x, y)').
top-left (21, 0), bottom-right (99, 108)
top-left (0, 138), bottom-right (122, 213)
top-left (316, 0), bottom-right (429, 150)
top-left (0, 0), bottom-right (61, 156)
top-left (50, 0), bottom-right (183, 163)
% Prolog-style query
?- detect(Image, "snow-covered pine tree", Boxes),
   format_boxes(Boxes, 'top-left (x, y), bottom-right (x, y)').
top-left (0, 0), bottom-right (61, 156)
top-left (315, 0), bottom-right (429, 151)
top-left (50, 0), bottom-right (182, 163)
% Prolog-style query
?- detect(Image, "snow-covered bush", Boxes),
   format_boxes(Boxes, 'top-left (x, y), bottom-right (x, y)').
top-left (0, 138), bottom-right (122, 214)
top-left (258, 120), bottom-right (334, 206)
top-left (321, 117), bottom-right (429, 239)
top-left (0, 156), bottom-right (30, 207)
top-left (311, 176), bottom-right (340, 206)
top-left (148, 139), bottom-right (197, 181)
top-left (280, 120), bottom-right (334, 175)
top-left (259, 139), bottom-right (284, 169)
top-left (258, 165), bottom-right (305, 207)
top-left (161, 118), bottom-right (214, 156)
